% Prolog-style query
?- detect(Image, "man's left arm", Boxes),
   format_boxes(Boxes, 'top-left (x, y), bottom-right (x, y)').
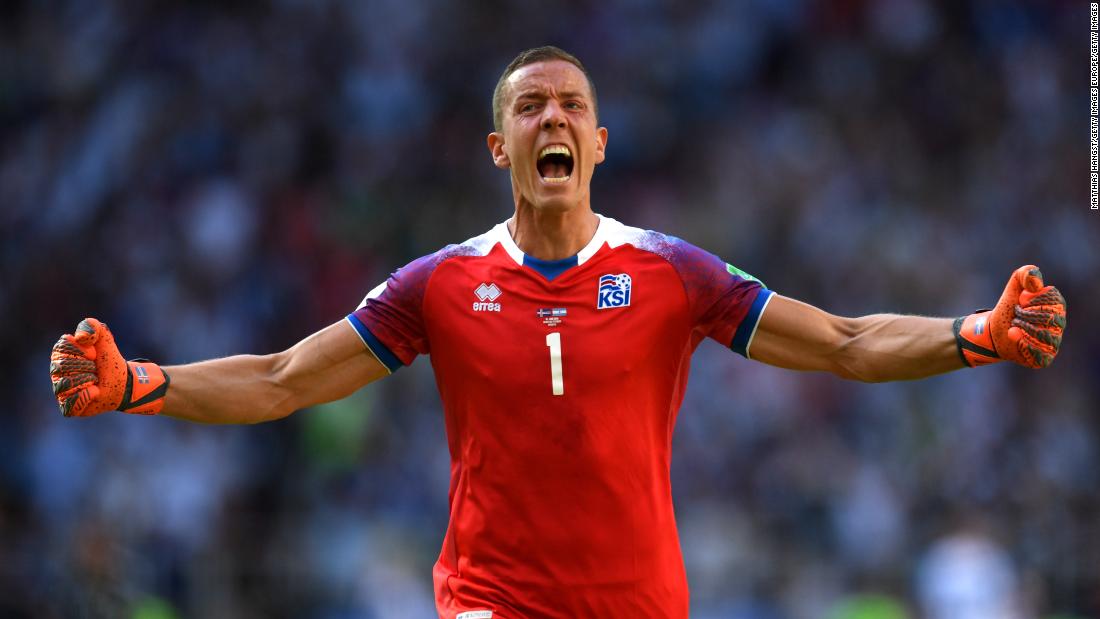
top-left (748, 265), bottom-right (1066, 382)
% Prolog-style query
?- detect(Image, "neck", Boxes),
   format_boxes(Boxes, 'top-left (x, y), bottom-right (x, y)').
top-left (508, 205), bottom-right (599, 261)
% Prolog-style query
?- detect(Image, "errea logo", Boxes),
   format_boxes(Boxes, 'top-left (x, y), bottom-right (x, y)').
top-left (473, 282), bottom-right (502, 312)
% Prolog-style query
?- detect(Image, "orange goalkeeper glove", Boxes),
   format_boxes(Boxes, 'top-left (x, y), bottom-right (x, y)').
top-left (953, 265), bottom-right (1067, 369)
top-left (49, 318), bottom-right (170, 417)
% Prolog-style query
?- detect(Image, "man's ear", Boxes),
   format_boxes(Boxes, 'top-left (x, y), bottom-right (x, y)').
top-left (594, 126), bottom-right (608, 165)
top-left (487, 132), bottom-right (510, 169)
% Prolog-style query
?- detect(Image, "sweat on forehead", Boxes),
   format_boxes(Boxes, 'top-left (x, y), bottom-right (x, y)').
top-left (491, 46), bottom-right (599, 131)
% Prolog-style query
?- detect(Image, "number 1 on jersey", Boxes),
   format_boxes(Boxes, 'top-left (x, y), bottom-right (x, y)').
top-left (546, 332), bottom-right (564, 395)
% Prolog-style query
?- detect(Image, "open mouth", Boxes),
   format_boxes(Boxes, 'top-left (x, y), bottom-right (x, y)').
top-left (537, 144), bottom-right (574, 183)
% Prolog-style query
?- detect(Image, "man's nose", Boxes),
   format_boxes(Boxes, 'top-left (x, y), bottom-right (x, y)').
top-left (541, 102), bottom-right (566, 130)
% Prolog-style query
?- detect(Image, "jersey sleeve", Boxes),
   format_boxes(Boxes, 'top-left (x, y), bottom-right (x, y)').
top-left (346, 252), bottom-right (443, 372)
top-left (667, 239), bottom-right (774, 359)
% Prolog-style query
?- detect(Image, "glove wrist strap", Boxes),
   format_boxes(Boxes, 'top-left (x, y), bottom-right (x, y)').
top-left (119, 360), bottom-right (170, 415)
top-left (953, 310), bottom-right (1003, 368)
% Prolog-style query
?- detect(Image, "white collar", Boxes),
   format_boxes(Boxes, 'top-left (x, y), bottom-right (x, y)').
top-left (491, 213), bottom-right (614, 266)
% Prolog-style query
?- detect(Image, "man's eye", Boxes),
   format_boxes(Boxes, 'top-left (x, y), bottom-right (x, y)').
top-left (520, 103), bottom-right (537, 113)
top-left (565, 101), bottom-right (582, 110)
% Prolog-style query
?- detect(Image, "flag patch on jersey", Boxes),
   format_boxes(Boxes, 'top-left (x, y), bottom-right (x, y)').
top-left (537, 307), bottom-right (567, 327)
top-left (597, 273), bottom-right (632, 309)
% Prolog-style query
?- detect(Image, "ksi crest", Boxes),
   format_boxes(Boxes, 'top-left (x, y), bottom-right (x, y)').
top-left (597, 273), bottom-right (632, 309)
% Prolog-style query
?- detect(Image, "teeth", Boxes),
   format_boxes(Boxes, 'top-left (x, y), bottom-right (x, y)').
top-left (538, 145), bottom-right (572, 160)
top-left (538, 144), bottom-right (572, 182)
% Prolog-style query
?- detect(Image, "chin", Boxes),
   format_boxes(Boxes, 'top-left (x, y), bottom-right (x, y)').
top-left (528, 180), bottom-right (588, 210)
top-left (530, 194), bottom-right (582, 213)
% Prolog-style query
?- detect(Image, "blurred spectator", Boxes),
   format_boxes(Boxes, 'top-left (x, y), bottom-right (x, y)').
top-left (917, 524), bottom-right (1026, 619)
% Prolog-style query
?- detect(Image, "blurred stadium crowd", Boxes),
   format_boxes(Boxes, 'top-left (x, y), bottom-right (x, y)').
top-left (1, 0), bottom-right (1096, 617)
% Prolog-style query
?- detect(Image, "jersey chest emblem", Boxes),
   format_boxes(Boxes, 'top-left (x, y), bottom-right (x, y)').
top-left (597, 273), bottom-right (632, 309)
top-left (473, 282), bottom-right (502, 312)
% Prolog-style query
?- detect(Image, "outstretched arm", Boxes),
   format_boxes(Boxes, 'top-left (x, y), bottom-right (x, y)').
top-left (748, 265), bottom-right (1066, 382)
top-left (163, 320), bottom-right (389, 424)
top-left (50, 318), bottom-right (388, 423)
top-left (750, 297), bottom-right (960, 382)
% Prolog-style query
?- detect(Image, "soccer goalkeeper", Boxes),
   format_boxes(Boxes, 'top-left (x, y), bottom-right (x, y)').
top-left (48, 46), bottom-right (1067, 619)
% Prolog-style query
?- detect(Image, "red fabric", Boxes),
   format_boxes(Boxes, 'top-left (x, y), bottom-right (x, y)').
top-left (353, 232), bottom-right (765, 619)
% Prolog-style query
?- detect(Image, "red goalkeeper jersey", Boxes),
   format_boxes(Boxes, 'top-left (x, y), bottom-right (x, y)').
top-left (347, 215), bottom-right (772, 619)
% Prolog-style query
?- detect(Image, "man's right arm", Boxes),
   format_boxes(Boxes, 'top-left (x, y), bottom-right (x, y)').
top-left (162, 320), bottom-right (389, 424)
top-left (50, 318), bottom-right (389, 424)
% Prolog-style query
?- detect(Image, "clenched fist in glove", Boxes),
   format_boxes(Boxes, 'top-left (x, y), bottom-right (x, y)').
top-left (954, 265), bottom-right (1067, 369)
top-left (49, 318), bottom-right (170, 417)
